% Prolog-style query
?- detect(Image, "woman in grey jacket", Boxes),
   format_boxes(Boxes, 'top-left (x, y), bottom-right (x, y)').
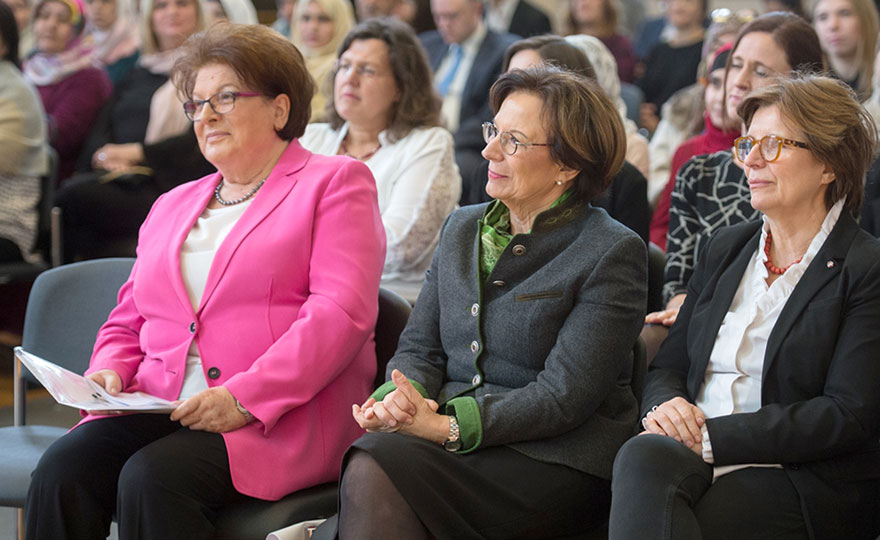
top-left (317, 67), bottom-right (648, 540)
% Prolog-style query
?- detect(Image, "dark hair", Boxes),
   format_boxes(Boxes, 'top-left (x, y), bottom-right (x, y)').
top-left (502, 34), bottom-right (597, 81)
top-left (738, 74), bottom-right (877, 214)
top-left (0, 1), bottom-right (20, 68)
top-left (489, 67), bottom-right (626, 202)
top-left (326, 17), bottom-right (440, 142)
top-left (171, 22), bottom-right (313, 140)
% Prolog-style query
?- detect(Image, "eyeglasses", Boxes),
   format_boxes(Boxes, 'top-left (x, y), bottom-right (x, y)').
top-left (482, 122), bottom-right (549, 156)
top-left (710, 7), bottom-right (756, 24)
top-left (182, 91), bottom-right (262, 121)
top-left (334, 60), bottom-right (384, 78)
top-left (733, 135), bottom-right (809, 163)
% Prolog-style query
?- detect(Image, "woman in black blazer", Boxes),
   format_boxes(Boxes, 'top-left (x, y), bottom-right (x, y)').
top-left (610, 75), bottom-right (880, 540)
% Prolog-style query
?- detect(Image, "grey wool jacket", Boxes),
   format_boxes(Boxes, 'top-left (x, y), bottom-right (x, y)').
top-left (382, 197), bottom-right (647, 480)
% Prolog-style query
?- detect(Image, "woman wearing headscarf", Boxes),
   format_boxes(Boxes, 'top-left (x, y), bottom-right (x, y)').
top-left (80, 0), bottom-right (140, 84)
top-left (565, 33), bottom-right (650, 180)
top-left (53, 0), bottom-right (214, 262)
top-left (24, 0), bottom-right (112, 181)
top-left (289, 0), bottom-right (354, 122)
top-left (204, 0), bottom-right (257, 24)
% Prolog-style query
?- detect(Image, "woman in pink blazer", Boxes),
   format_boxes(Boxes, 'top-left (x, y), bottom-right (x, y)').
top-left (25, 22), bottom-right (386, 540)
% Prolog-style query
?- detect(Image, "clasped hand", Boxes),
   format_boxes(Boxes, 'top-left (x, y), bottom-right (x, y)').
top-left (640, 396), bottom-right (706, 456)
top-left (352, 369), bottom-right (447, 445)
top-left (87, 369), bottom-right (247, 433)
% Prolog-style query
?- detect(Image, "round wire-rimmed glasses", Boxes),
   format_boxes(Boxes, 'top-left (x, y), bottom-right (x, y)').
top-left (482, 122), bottom-right (550, 156)
top-left (183, 91), bottom-right (263, 121)
top-left (733, 135), bottom-right (809, 163)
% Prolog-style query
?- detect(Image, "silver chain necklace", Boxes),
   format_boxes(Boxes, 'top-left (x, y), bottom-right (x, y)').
top-left (214, 178), bottom-right (266, 206)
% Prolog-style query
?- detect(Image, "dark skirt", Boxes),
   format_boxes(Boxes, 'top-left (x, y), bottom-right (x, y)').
top-left (320, 432), bottom-right (610, 540)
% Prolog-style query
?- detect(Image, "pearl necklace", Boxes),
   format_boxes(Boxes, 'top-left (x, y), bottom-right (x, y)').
top-left (214, 178), bottom-right (266, 206)
top-left (340, 139), bottom-right (381, 161)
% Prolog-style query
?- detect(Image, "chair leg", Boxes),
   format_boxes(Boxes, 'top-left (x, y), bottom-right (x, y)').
top-left (17, 507), bottom-right (25, 540)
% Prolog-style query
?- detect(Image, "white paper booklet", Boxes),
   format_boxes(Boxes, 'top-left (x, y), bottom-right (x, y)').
top-left (15, 347), bottom-right (176, 413)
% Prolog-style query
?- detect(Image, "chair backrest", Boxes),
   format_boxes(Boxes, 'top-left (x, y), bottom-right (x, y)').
top-left (620, 83), bottom-right (644, 125)
top-left (21, 258), bottom-right (136, 377)
top-left (33, 148), bottom-right (58, 261)
top-left (631, 335), bottom-right (647, 409)
top-left (374, 287), bottom-right (412, 387)
top-left (647, 242), bottom-right (666, 313)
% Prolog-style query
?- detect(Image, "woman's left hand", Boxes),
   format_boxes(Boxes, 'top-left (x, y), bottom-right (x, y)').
top-left (170, 386), bottom-right (248, 433)
top-left (354, 370), bottom-right (447, 444)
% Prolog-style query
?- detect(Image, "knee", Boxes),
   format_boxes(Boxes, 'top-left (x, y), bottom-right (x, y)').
top-left (340, 450), bottom-right (384, 503)
top-left (117, 449), bottom-right (166, 502)
top-left (612, 434), bottom-right (703, 491)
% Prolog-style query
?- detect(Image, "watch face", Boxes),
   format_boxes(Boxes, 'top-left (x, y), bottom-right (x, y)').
top-left (444, 439), bottom-right (462, 452)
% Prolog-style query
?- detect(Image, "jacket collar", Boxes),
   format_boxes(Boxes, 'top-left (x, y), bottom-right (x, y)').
top-left (166, 140), bottom-right (310, 315)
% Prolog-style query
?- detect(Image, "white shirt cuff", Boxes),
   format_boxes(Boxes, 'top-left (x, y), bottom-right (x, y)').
top-left (701, 423), bottom-right (714, 463)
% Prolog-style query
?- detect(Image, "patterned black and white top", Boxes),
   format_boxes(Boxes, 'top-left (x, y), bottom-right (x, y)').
top-left (663, 149), bottom-right (760, 303)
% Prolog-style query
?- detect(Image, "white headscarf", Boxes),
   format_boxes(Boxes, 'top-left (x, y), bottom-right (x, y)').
top-left (217, 0), bottom-right (258, 24)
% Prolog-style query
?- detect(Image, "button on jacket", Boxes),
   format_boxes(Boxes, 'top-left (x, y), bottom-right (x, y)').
top-left (81, 141), bottom-right (386, 500)
top-left (381, 199), bottom-right (647, 480)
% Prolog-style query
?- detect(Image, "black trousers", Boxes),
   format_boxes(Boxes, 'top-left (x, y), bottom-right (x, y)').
top-left (609, 434), bottom-right (809, 540)
top-left (26, 414), bottom-right (249, 540)
top-left (0, 237), bottom-right (24, 262)
top-left (54, 172), bottom-right (162, 262)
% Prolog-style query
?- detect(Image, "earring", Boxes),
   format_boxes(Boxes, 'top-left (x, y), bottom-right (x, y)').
top-left (556, 180), bottom-right (563, 186)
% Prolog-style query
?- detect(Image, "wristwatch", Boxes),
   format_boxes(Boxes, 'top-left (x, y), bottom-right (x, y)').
top-left (443, 415), bottom-right (462, 452)
top-left (234, 398), bottom-right (255, 423)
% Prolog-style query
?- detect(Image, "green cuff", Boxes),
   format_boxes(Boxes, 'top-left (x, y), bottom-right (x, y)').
top-left (369, 378), bottom-right (429, 402)
top-left (445, 396), bottom-right (483, 453)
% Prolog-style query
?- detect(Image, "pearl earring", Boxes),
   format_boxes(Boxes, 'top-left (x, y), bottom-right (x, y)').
top-left (556, 180), bottom-right (563, 186)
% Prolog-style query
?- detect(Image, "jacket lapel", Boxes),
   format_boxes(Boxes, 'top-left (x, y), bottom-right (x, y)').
top-left (688, 226), bottom-right (760, 391)
top-left (761, 213), bottom-right (859, 379)
top-left (165, 175), bottom-right (219, 318)
top-left (196, 141), bottom-right (309, 313)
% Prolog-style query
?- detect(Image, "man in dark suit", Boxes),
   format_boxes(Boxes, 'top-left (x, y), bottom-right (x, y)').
top-left (484, 0), bottom-right (552, 37)
top-left (419, 0), bottom-right (517, 191)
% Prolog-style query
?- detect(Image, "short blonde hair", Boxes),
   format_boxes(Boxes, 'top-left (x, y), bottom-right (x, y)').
top-left (738, 74), bottom-right (878, 214)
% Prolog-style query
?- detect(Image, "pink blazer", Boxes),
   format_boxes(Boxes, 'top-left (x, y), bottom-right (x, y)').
top-left (81, 140), bottom-right (386, 500)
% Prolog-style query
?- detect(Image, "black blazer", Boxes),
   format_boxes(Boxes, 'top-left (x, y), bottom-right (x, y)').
top-left (506, 0), bottom-right (552, 38)
top-left (644, 213), bottom-right (880, 540)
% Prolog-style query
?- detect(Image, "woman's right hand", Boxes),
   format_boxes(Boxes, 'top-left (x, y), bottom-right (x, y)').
top-left (87, 369), bottom-right (123, 395)
top-left (645, 293), bottom-right (686, 326)
top-left (352, 370), bottom-right (439, 432)
top-left (641, 396), bottom-right (705, 449)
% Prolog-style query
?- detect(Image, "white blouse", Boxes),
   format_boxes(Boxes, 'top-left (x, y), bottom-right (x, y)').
top-left (699, 199), bottom-right (844, 479)
top-left (177, 201), bottom-right (251, 399)
top-left (300, 123), bottom-right (461, 282)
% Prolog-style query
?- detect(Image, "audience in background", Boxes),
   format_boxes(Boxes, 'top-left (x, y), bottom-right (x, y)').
top-left (567, 34), bottom-right (650, 179)
top-left (763, 0), bottom-right (805, 16)
top-left (636, 0), bottom-right (705, 135)
top-left (567, 0), bottom-right (635, 83)
top-left (271, 0), bottom-right (295, 35)
top-left (54, 0), bottom-right (213, 262)
top-left (2, 0), bottom-right (34, 56)
top-left (813, 0), bottom-right (879, 99)
top-left (483, 0), bottom-right (551, 38)
top-left (205, 0), bottom-right (258, 23)
top-left (300, 18), bottom-right (460, 282)
top-left (647, 12), bottom-right (823, 328)
top-left (613, 74), bottom-right (880, 540)
top-left (0, 0), bottom-right (49, 263)
top-left (25, 0), bottom-right (112, 181)
top-left (650, 43), bottom-right (741, 249)
top-left (420, 0), bottom-right (516, 185)
top-left (644, 14), bottom-right (749, 205)
top-left (290, 0), bottom-right (354, 122)
top-left (80, 0), bottom-right (140, 85)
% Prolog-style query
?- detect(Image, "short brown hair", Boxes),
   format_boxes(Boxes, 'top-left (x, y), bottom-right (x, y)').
top-left (489, 67), bottom-right (626, 202)
top-left (326, 17), bottom-right (440, 142)
top-left (738, 74), bottom-right (878, 214)
top-left (502, 35), bottom-right (597, 81)
top-left (171, 22), bottom-right (314, 140)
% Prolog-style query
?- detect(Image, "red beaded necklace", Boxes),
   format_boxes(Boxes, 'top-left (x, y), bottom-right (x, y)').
top-left (763, 231), bottom-right (802, 275)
